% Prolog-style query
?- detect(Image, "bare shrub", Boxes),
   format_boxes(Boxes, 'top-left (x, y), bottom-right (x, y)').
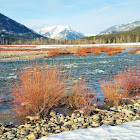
top-left (11, 63), bottom-right (66, 118)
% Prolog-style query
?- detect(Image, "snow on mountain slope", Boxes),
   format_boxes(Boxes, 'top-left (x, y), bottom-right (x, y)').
top-left (35, 25), bottom-right (85, 40)
top-left (99, 21), bottom-right (140, 35)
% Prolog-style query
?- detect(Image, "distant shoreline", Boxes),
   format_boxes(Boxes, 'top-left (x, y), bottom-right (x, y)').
top-left (0, 43), bottom-right (140, 61)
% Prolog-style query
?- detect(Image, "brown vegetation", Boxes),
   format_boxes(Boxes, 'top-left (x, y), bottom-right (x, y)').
top-left (65, 79), bottom-right (97, 113)
top-left (11, 63), bottom-right (66, 118)
top-left (129, 48), bottom-right (140, 54)
top-left (100, 66), bottom-right (140, 106)
top-left (118, 66), bottom-right (140, 98)
top-left (10, 63), bottom-right (99, 118)
top-left (74, 46), bottom-right (125, 56)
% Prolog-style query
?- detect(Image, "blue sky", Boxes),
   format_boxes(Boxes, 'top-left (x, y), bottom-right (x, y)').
top-left (0, 0), bottom-right (140, 34)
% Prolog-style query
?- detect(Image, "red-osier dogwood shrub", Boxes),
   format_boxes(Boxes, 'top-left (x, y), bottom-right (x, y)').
top-left (11, 63), bottom-right (66, 118)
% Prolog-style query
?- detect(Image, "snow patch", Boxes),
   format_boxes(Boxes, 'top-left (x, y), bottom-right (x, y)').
top-left (39, 120), bottom-right (140, 140)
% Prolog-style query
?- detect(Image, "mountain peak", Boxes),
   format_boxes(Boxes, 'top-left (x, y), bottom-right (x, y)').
top-left (35, 25), bottom-right (85, 39)
top-left (0, 13), bottom-right (41, 39)
top-left (99, 21), bottom-right (140, 35)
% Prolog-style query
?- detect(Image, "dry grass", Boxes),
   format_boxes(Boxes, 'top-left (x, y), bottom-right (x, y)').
top-left (0, 94), bottom-right (3, 105)
top-left (10, 63), bottom-right (66, 118)
top-left (75, 48), bottom-right (87, 56)
top-left (118, 66), bottom-right (140, 98)
top-left (100, 78), bottom-right (128, 106)
top-left (10, 62), bottom-right (98, 117)
top-left (47, 48), bottom-right (74, 57)
top-left (129, 48), bottom-right (140, 54)
top-left (100, 66), bottom-right (140, 106)
top-left (74, 46), bottom-right (125, 56)
top-left (105, 51), bottom-right (121, 56)
top-left (66, 79), bottom-right (98, 113)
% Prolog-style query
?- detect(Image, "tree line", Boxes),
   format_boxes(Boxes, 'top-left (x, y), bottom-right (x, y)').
top-left (0, 27), bottom-right (140, 45)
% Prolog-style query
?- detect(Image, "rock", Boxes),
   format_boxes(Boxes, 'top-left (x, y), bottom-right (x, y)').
top-left (24, 123), bottom-right (32, 128)
top-left (103, 120), bottom-right (114, 125)
top-left (79, 125), bottom-right (86, 129)
top-left (20, 130), bottom-right (29, 135)
top-left (27, 133), bottom-right (38, 140)
top-left (77, 114), bottom-right (80, 117)
top-left (42, 130), bottom-right (48, 136)
top-left (116, 119), bottom-right (123, 125)
top-left (3, 131), bottom-right (12, 136)
top-left (72, 125), bottom-right (78, 129)
top-left (92, 115), bottom-right (101, 121)
top-left (64, 121), bottom-right (73, 126)
top-left (18, 138), bottom-right (28, 140)
top-left (77, 117), bottom-right (84, 122)
top-left (18, 125), bottom-right (25, 129)
top-left (25, 116), bottom-right (39, 122)
top-left (122, 109), bottom-right (135, 116)
top-left (73, 119), bottom-right (78, 123)
top-left (134, 103), bottom-right (140, 109)
top-left (55, 126), bottom-right (60, 130)
top-left (91, 122), bottom-right (100, 127)
top-left (71, 113), bottom-right (75, 119)
top-left (1, 135), bottom-right (7, 139)
top-left (62, 127), bottom-right (69, 131)
top-left (50, 117), bottom-right (54, 122)
top-left (50, 111), bottom-right (56, 117)
top-left (55, 129), bottom-right (61, 133)
top-left (110, 107), bottom-right (117, 111)
top-left (35, 126), bottom-right (41, 131)
top-left (87, 126), bottom-right (92, 128)
top-left (117, 106), bottom-right (123, 111)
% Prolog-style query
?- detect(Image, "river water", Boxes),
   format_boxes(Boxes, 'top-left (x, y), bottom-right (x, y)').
top-left (0, 49), bottom-right (140, 123)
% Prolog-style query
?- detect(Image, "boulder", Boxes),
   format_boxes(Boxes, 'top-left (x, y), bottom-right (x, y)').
top-left (27, 133), bottom-right (38, 140)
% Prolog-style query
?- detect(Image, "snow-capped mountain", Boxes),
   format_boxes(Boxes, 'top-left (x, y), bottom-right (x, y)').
top-left (99, 21), bottom-right (140, 35)
top-left (0, 13), bottom-right (42, 39)
top-left (35, 25), bottom-right (85, 40)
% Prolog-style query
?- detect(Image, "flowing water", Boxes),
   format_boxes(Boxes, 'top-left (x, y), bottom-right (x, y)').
top-left (0, 48), bottom-right (140, 123)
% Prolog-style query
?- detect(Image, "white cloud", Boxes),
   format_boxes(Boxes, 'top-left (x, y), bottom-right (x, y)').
top-left (99, 6), bottom-right (110, 13)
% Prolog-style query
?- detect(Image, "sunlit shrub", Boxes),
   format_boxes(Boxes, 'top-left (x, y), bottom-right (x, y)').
top-left (100, 78), bottom-right (128, 106)
top-left (118, 66), bottom-right (140, 98)
top-left (0, 94), bottom-right (3, 105)
top-left (11, 63), bottom-right (66, 118)
top-left (75, 48), bottom-right (87, 56)
top-left (105, 51), bottom-right (119, 56)
top-left (100, 66), bottom-right (140, 106)
top-left (91, 49), bottom-right (101, 54)
top-left (129, 48), bottom-right (140, 54)
top-left (66, 79), bottom-right (98, 113)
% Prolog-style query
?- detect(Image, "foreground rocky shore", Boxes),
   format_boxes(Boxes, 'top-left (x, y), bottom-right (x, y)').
top-left (0, 96), bottom-right (140, 140)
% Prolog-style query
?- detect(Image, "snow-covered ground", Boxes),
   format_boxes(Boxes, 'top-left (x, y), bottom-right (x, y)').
top-left (35, 43), bottom-right (140, 49)
top-left (39, 120), bottom-right (140, 140)
top-left (1, 43), bottom-right (140, 49)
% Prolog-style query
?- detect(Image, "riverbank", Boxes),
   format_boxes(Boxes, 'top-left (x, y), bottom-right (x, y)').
top-left (0, 96), bottom-right (140, 140)
top-left (0, 43), bottom-right (140, 61)
top-left (0, 51), bottom-right (48, 61)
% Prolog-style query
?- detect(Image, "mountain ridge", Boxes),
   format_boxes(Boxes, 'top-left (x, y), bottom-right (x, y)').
top-left (99, 21), bottom-right (140, 35)
top-left (0, 13), bottom-right (42, 40)
top-left (35, 25), bottom-right (85, 40)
